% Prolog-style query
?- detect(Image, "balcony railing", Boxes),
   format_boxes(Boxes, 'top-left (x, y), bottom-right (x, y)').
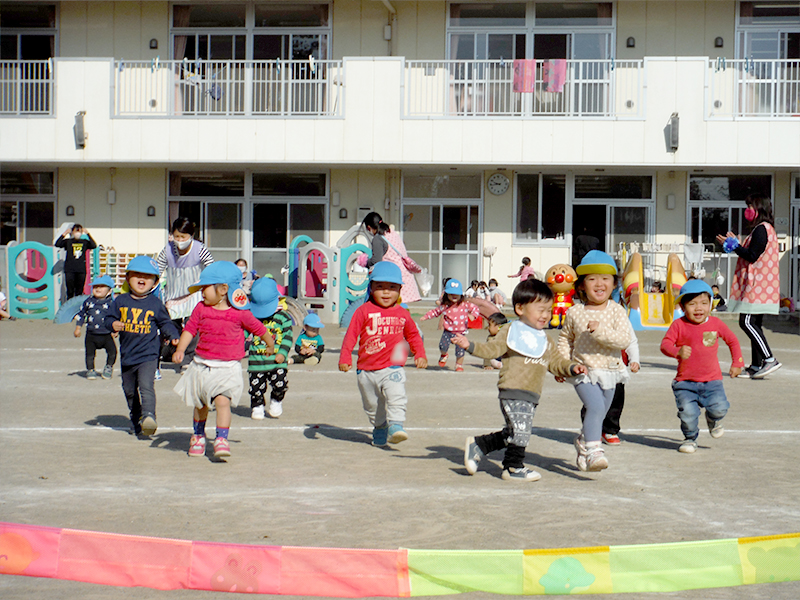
top-left (114, 59), bottom-right (344, 117)
top-left (0, 60), bottom-right (53, 115)
top-left (403, 59), bottom-right (643, 118)
top-left (707, 58), bottom-right (800, 118)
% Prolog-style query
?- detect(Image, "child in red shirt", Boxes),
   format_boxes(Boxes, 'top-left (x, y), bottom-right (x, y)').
top-left (660, 280), bottom-right (743, 454)
top-left (339, 261), bottom-right (427, 447)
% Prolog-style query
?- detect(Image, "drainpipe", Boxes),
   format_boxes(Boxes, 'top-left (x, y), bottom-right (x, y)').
top-left (378, 0), bottom-right (397, 56)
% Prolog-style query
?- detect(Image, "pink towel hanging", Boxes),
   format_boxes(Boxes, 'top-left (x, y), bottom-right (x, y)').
top-left (513, 59), bottom-right (536, 93)
top-left (543, 59), bottom-right (567, 93)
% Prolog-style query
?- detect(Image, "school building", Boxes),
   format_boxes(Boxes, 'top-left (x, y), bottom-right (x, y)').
top-left (1, 0), bottom-right (799, 303)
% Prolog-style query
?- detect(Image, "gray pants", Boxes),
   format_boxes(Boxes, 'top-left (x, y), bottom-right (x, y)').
top-left (357, 367), bottom-right (408, 427)
top-left (501, 398), bottom-right (537, 447)
top-left (575, 382), bottom-right (616, 443)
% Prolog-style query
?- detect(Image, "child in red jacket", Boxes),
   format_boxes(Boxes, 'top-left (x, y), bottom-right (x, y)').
top-left (339, 262), bottom-right (427, 447)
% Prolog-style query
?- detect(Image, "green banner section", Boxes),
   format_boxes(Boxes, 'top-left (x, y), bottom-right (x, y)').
top-left (407, 550), bottom-right (523, 596)
top-left (738, 534), bottom-right (800, 585)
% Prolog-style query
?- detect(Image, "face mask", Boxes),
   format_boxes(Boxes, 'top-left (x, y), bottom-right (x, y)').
top-left (175, 238), bottom-right (192, 250)
top-left (238, 265), bottom-right (247, 274)
top-left (80, 233), bottom-right (89, 240)
top-left (488, 285), bottom-right (496, 291)
top-left (744, 207), bottom-right (757, 222)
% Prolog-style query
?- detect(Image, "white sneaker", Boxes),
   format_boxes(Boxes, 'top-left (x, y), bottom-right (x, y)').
top-left (251, 405), bottom-right (266, 420)
top-left (304, 356), bottom-right (319, 366)
top-left (585, 447), bottom-right (609, 471)
top-left (268, 400), bottom-right (283, 418)
top-left (679, 440), bottom-right (698, 453)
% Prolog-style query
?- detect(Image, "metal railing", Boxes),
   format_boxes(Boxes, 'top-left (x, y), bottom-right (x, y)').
top-left (404, 59), bottom-right (643, 118)
top-left (0, 60), bottom-right (53, 115)
top-left (114, 59), bottom-right (343, 117)
top-left (708, 58), bottom-right (800, 118)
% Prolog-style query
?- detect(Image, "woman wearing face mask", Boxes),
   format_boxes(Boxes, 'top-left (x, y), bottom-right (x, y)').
top-left (235, 258), bottom-right (258, 295)
top-left (716, 194), bottom-right (780, 379)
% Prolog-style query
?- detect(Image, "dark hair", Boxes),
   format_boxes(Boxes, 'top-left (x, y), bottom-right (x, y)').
top-left (512, 278), bottom-right (553, 307)
top-left (679, 291), bottom-right (711, 307)
top-left (362, 211), bottom-right (390, 235)
top-left (479, 281), bottom-right (487, 287)
top-left (442, 291), bottom-right (463, 307)
top-left (746, 194), bottom-right (774, 227)
top-left (470, 280), bottom-right (480, 288)
top-left (235, 258), bottom-right (247, 266)
top-left (486, 312), bottom-right (508, 326)
top-left (574, 273), bottom-right (620, 304)
top-left (488, 278), bottom-right (498, 286)
top-left (521, 257), bottom-right (531, 266)
top-left (171, 216), bottom-right (196, 236)
top-left (72, 223), bottom-right (83, 230)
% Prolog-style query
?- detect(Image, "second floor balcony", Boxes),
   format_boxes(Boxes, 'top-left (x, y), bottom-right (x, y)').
top-left (707, 59), bottom-right (800, 119)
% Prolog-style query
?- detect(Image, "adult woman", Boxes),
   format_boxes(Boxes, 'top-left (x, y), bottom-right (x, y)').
top-left (361, 212), bottom-right (421, 303)
top-left (716, 194), bottom-right (781, 379)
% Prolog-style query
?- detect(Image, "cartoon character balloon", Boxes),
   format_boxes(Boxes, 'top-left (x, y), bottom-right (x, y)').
top-left (546, 264), bottom-right (577, 328)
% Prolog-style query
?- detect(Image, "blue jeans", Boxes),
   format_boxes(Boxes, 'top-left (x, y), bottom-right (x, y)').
top-left (672, 379), bottom-right (729, 441)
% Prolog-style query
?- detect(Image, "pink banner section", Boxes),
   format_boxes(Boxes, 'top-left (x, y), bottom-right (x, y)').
top-left (0, 522), bottom-right (409, 597)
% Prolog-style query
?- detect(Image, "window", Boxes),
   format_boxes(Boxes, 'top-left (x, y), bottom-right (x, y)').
top-left (0, 3), bottom-right (56, 60)
top-left (689, 175), bottom-right (771, 202)
top-left (575, 175), bottom-right (652, 199)
top-left (252, 173), bottom-right (326, 196)
top-left (740, 2), bottom-right (800, 25)
top-left (169, 171), bottom-right (244, 197)
top-left (0, 171), bottom-right (55, 245)
top-left (514, 174), bottom-right (566, 243)
top-left (402, 174), bottom-right (482, 199)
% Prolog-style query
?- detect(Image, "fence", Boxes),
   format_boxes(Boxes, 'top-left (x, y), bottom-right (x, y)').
top-left (0, 60), bottom-right (53, 115)
top-left (114, 58), bottom-right (344, 117)
top-left (403, 59), bottom-right (643, 118)
top-left (707, 58), bottom-right (800, 118)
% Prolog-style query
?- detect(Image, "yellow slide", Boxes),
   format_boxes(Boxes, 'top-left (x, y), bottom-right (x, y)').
top-left (621, 252), bottom-right (687, 330)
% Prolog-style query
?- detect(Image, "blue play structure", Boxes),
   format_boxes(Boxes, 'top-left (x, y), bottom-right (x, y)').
top-left (5, 241), bottom-right (61, 320)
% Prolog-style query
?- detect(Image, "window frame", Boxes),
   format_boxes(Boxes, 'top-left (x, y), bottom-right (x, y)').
top-left (0, 169), bottom-right (57, 247)
top-left (512, 171), bottom-right (568, 246)
top-left (0, 2), bottom-right (58, 60)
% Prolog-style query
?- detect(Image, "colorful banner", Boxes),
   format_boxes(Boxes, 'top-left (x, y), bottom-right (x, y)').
top-left (1, 522), bottom-right (799, 596)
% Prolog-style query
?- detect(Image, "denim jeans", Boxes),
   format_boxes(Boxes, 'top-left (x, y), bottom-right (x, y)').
top-left (672, 379), bottom-right (729, 441)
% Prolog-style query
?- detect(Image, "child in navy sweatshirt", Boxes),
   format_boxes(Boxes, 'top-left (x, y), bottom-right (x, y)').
top-left (106, 256), bottom-right (179, 437)
top-left (73, 274), bottom-right (118, 380)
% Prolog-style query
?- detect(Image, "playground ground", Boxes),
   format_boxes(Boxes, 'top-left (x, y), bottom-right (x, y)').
top-left (1, 311), bottom-right (799, 600)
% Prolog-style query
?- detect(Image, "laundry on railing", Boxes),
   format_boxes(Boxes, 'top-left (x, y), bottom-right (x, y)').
top-left (543, 59), bottom-right (567, 93)
top-left (512, 59), bottom-right (536, 93)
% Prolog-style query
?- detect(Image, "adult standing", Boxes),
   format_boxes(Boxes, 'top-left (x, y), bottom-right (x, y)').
top-left (55, 224), bottom-right (97, 299)
top-left (716, 194), bottom-right (781, 379)
top-left (362, 212), bottom-right (421, 303)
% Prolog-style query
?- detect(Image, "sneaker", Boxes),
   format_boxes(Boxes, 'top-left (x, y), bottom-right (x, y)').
top-left (455, 365), bottom-right (464, 372)
top-left (101, 365), bottom-right (113, 379)
top-left (304, 356), bottom-right (319, 366)
top-left (438, 354), bottom-right (448, 367)
top-left (213, 437), bottom-right (231, 458)
top-left (188, 435), bottom-right (206, 457)
top-left (602, 433), bottom-right (621, 446)
top-left (372, 425), bottom-right (389, 447)
top-left (86, 370), bottom-right (98, 380)
top-left (268, 399), bottom-right (283, 418)
top-left (706, 414), bottom-right (724, 438)
top-left (585, 447), bottom-right (609, 471)
top-left (750, 360), bottom-right (782, 380)
top-left (154, 368), bottom-right (162, 381)
top-left (573, 434), bottom-right (588, 470)
top-left (679, 440), bottom-right (698, 453)
top-left (140, 414), bottom-right (157, 436)
top-left (387, 423), bottom-right (408, 444)
top-left (501, 466), bottom-right (541, 482)
top-left (251, 405), bottom-right (266, 420)
top-left (464, 436), bottom-right (484, 475)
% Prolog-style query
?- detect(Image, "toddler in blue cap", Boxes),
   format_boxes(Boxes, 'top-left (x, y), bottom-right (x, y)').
top-left (420, 278), bottom-right (480, 372)
top-left (73, 274), bottom-right (117, 380)
top-left (291, 312), bottom-right (326, 366)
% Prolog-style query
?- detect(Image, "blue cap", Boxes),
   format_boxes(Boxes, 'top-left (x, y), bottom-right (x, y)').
top-left (444, 278), bottom-right (463, 296)
top-left (576, 250), bottom-right (618, 276)
top-left (189, 261), bottom-right (250, 310)
top-left (676, 280), bottom-right (713, 305)
top-left (303, 313), bottom-right (325, 329)
top-left (90, 275), bottom-right (115, 288)
top-left (249, 277), bottom-right (280, 319)
top-left (369, 261), bottom-right (403, 285)
top-left (125, 256), bottom-right (159, 277)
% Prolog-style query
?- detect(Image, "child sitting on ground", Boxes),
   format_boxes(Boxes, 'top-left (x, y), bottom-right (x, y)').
top-left (106, 257), bottom-right (179, 437)
top-left (339, 262), bottom-right (427, 446)
top-left (74, 274), bottom-right (117, 380)
top-left (248, 277), bottom-right (293, 420)
top-left (482, 312), bottom-right (508, 370)
top-left (421, 279), bottom-right (480, 372)
top-left (453, 278), bottom-right (586, 482)
top-left (172, 262), bottom-right (273, 459)
top-left (292, 313), bottom-right (325, 365)
top-left (660, 280), bottom-right (743, 454)
top-left (465, 280), bottom-right (480, 298)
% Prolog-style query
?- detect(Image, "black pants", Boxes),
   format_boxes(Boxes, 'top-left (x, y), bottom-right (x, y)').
top-left (121, 359), bottom-right (158, 432)
top-left (292, 350), bottom-right (323, 364)
top-left (160, 318), bottom-right (198, 366)
top-left (249, 369), bottom-right (288, 408)
top-left (85, 332), bottom-right (117, 370)
top-left (580, 383), bottom-right (625, 436)
top-left (739, 313), bottom-right (773, 368)
top-left (65, 271), bottom-right (86, 299)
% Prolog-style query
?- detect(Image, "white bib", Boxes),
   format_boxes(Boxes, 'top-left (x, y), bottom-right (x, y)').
top-left (506, 320), bottom-right (548, 359)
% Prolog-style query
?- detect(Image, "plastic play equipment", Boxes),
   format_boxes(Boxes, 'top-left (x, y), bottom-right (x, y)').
top-left (5, 241), bottom-right (61, 320)
top-left (622, 252), bottom-right (686, 331)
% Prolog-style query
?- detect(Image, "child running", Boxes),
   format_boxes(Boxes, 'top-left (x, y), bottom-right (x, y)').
top-left (558, 250), bottom-right (632, 472)
top-left (291, 313), bottom-right (325, 365)
top-left (172, 261), bottom-right (273, 459)
top-left (420, 279), bottom-right (480, 372)
top-left (339, 262), bottom-right (427, 446)
top-left (508, 257), bottom-right (536, 282)
top-left (248, 277), bottom-right (293, 420)
top-left (660, 280), bottom-right (743, 453)
top-left (107, 257), bottom-right (179, 437)
top-left (453, 278), bottom-right (586, 481)
top-left (74, 274), bottom-right (117, 380)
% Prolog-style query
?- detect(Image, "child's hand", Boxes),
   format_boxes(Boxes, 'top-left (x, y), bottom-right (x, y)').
top-left (275, 354), bottom-right (285, 363)
top-left (451, 333), bottom-right (470, 349)
top-left (339, 363), bottom-right (351, 372)
top-left (172, 350), bottom-right (184, 364)
top-left (415, 357), bottom-right (427, 369)
top-left (571, 364), bottom-right (588, 376)
top-left (73, 326), bottom-right (81, 338)
top-left (171, 338), bottom-right (179, 345)
top-left (730, 366), bottom-right (742, 378)
top-left (678, 346), bottom-right (692, 360)
top-left (420, 315), bottom-right (429, 321)
top-left (630, 361), bottom-right (641, 373)
top-left (112, 320), bottom-right (124, 332)
top-left (587, 320), bottom-right (599, 333)
top-left (554, 376), bottom-right (566, 383)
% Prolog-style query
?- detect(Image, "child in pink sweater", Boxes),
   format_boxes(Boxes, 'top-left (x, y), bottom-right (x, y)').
top-left (421, 278), bottom-right (480, 372)
top-left (173, 262), bottom-right (273, 460)
top-left (509, 257), bottom-right (536, 282)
